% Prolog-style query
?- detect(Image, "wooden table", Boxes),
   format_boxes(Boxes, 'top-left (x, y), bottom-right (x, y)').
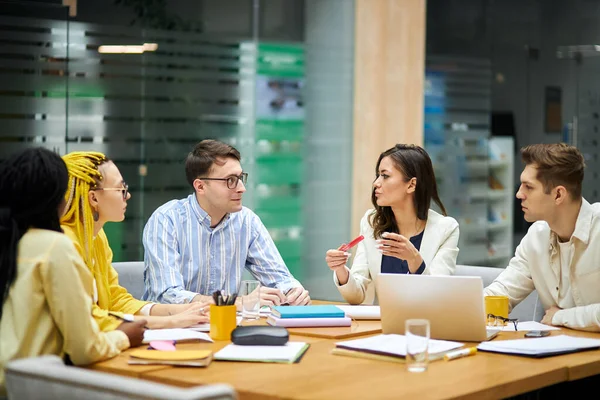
top-left (88, 309), bottom-right (600, 399)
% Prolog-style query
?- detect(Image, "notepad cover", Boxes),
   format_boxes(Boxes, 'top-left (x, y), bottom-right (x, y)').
top-left (271, 305), bottom-right (345, 319)
top-left (129, 350), bottom-right (213, 367)
top-left (267, 315), bottom-right (352, 327)
top-left (130, 349), bottom-right (212, 361)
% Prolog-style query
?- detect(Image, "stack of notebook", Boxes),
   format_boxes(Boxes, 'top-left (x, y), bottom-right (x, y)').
top-left (267, 305), bottom-right (351, 327)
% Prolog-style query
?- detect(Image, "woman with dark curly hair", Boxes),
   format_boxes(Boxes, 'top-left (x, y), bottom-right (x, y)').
top-left (0, 148), bottom-right (145, 396)
top-left (326, 144), bottom-right (460, 304)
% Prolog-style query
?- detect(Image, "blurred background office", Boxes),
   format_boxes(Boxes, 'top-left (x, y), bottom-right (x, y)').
top-left (1, 0), bottom-right (599, 301)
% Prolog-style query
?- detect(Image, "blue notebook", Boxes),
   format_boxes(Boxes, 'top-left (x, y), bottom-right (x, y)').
top-left (271, 305), bottom-right (345, 319)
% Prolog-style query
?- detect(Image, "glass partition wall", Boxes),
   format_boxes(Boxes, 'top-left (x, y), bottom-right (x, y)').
top-left (0, 0), bottom-right (355, 300)
top-left (425, 0), bottom-right (600, 267)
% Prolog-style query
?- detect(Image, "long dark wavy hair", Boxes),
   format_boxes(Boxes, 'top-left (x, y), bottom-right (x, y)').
top-left (370, 144), bottom-right (447, 239)
top-left (0, 147), bottom-right (68, 319)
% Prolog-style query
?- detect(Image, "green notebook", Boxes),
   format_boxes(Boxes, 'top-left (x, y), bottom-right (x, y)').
top-left (271, 305), bottom-right (345, 319)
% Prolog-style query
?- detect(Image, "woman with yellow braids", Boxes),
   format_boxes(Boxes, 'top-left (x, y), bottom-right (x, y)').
top-left (61, 151), bottom-right (209, 331)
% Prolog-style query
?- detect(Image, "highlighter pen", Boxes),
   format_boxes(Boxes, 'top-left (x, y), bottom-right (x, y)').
top-left (444, 347), bottom-right (477, 361)
top-left (338, 235), bottom-right (365, 252)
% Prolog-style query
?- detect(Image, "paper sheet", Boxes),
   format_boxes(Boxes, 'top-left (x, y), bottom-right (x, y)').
top-left (188, 316), bottom-right (243, 332)
top-left (143, 328), bottom-right (213, 343)
top-left (498, 320), bottom-right (560, 332)
top-left (336, 305), bottom-right (381, 320)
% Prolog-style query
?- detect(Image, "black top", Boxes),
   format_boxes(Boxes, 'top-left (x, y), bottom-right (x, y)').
top-left (380, 230), bottom-right (426, 274)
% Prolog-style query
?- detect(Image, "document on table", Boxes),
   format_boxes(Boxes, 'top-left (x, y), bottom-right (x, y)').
top-left (478, 334), bottom-right (600, 357)
top-left (499, 321), bottom-right (560, 332)
top-left (188, 317), bottom-right (243, 332)
top-left (335, 334), bottom-right (463, 357)
top-left (214, 341), bottom-right (309, 364)
top-left (336, 305), bottom-right (381, 320)
top-left (143, 328), bottom-right (213, 343)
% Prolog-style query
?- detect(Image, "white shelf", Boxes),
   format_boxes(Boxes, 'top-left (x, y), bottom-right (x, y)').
top-left (488, 190), bottom-right (509, 200)
top-left (488, 221), bottom-right (510, 231)
top-left (489, 159), bottom-right (510, 168)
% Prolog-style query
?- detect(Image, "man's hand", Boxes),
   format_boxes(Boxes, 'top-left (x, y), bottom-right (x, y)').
top-left (541, 305), bottom-right (561, 326)
top-left (259, 287), bottom-right (287, 307)
top-left (116, 320), bottom-right (147, 348)
top-left (285, 287), bottom-right (311, 305)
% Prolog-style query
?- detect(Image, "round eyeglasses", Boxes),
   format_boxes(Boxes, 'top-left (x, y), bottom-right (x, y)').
top-left (487, 313), bottom-right (518, 331)
top-left (199, 173), bottom-right (248, 189)
top-left (91, 183), bottom-right (129, 199)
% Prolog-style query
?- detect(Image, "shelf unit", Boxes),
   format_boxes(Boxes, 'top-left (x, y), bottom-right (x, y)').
top-left (424, 56), bottom-right (514, 268)
top-left (486, 137), bottom-right (514, 267)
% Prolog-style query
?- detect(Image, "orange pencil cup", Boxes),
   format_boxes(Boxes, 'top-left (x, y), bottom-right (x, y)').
top-left (210, 304), bottom-right (237, 341)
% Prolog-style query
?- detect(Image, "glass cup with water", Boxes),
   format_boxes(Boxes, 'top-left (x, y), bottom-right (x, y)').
top-left (240, 280), bottom-right (261, 321)
top-left (405, 319), bottom-right (430, 372)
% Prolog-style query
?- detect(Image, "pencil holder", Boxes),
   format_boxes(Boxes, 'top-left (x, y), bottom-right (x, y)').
top-left (210, 304), bottom-right (237, 341)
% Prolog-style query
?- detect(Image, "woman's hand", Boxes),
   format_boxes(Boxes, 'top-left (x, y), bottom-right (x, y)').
top-left (325, 248), bottom-right (351, 285)
top-left (167, 302), bottom-right (209, 328)
top-left (376, 232), bottom-right (423, 272)
top-left (325, 249), bottom-right (350, 271)
top-left (116, 320), bottom-right (147, 347)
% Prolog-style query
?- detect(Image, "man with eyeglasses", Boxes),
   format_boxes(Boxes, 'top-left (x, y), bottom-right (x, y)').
top-left (142, 139), bottom-right (310, 307)
top-left (484, 143), bottom-right (600, 332)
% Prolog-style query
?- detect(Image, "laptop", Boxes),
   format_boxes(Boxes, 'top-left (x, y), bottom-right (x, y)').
top-left (377, 274), bottom-right (500, 342)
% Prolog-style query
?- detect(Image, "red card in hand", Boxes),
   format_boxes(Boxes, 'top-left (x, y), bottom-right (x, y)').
top-left (338, 235), bottom-right (364, 252)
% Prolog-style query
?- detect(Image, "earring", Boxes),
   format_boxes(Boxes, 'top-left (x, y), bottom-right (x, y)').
top-left (92, 210), bottom-right (99, 222)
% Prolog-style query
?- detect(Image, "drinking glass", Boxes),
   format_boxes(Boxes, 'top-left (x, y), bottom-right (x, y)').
top-left (405, 319), bottom-right (430, 372)
top-left (240, 280), bottom-right (261, 320)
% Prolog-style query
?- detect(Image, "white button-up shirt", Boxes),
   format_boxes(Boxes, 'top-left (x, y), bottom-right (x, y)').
top-left (485, 199), bottom-right (600, 332)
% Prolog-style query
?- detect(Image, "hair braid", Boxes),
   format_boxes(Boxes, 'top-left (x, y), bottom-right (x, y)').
top-left (60, 152), bottom-right (108, 267)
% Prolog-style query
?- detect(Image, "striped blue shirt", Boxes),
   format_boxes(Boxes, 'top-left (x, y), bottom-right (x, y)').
top-left (142, 194), bottom-right (300, 304)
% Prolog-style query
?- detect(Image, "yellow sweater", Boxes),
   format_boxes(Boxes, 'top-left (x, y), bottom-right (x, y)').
top-left (62, 224), bottom-right (149, 331)
top-left (0, 229), bottom-right (129, 396)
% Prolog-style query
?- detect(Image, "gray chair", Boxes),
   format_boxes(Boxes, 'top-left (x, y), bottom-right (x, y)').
top-left (454, 264), bottom-right (544, 322)
top-left (5, 355), bottom-right (237, 400)
top-left (112, 261), bottom-right (145, 300)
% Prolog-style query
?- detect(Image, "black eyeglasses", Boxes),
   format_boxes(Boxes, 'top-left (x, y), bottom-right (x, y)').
top-left (199, 173), bottom-right (248, 189)
top-left (487, 313), bottom-right (518, 331)
top-left (91, 183), bottom-right (129, 200)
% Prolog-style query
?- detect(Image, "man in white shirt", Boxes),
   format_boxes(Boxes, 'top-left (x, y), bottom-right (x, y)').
top-left (484, 143), bottom-right (600, 332)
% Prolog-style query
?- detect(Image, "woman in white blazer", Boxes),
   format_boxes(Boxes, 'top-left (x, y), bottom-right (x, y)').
top-left (326, 144), bottom-right (459, 304)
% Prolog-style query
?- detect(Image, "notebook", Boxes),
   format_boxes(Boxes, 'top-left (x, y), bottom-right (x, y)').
top-left (377, 274), bottom-right (500, 342)
top-left (214, 342), bottom-right (309, 364)
top-left (267, 315), bottom-right (352, 327)
top-left (128, 349), bottom-right (213, 367)
top-left (270, 305), bottom-right (345, 319)
top-left (335, 334), bottom-right (463, 359)
top-left (477, 335), bottom-right (600, 357)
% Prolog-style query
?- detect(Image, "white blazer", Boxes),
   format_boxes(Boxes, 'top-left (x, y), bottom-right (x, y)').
top-left (334, 209), bottom-right (460, 304)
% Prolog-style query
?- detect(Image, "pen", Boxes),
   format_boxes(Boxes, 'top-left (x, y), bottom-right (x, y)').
top-left (108, 312), bottom-right (149, 329)
top-left (444, 347), bottom-right (477, 361)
